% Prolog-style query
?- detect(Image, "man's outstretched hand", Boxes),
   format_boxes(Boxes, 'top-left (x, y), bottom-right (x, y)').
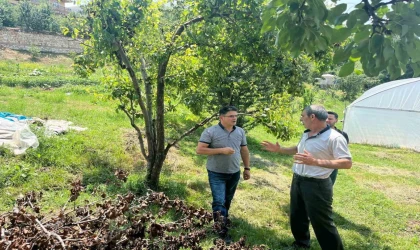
top-left (261, 141), bottom-right (280, 153)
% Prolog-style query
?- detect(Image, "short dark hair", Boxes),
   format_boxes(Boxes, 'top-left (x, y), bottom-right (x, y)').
top-left (328, 111), bottom-right (338, 119)
top-left (219, 105), bottom-right (238, 115)
top-left (303, 105), bottom-right (328, 121)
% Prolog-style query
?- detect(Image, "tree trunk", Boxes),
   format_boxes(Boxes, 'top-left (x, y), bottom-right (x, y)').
top-left (145, 152), bottom-right (166, 190)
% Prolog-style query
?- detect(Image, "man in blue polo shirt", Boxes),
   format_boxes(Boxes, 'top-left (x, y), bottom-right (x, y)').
top-left (261, 105), bottom-right (351, 250)
top-left (196, 105), bottom-right (251, 243)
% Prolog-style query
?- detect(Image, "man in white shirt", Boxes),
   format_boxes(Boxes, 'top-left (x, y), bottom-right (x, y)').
top-left (261, 105), bottom-right (351, 249)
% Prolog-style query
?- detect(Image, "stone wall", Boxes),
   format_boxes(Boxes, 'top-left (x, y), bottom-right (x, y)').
top-left (0, 28), bottom-right (83, 54)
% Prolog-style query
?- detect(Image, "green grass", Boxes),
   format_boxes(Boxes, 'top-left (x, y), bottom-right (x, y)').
top-left (0, 65), bottom-right (419, 249)
top-left (0, 53), bottom-right (100, 87)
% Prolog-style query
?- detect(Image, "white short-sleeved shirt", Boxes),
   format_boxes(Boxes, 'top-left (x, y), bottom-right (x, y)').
top-left (293, 126), bottom-right (352, 179)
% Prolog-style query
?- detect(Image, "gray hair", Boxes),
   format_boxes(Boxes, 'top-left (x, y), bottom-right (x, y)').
top-left (304, 105), bottom-right (328, 121)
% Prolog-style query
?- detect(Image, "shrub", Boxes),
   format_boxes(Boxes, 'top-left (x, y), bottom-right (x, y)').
top-left (28, 45), bottom-right (41, 60)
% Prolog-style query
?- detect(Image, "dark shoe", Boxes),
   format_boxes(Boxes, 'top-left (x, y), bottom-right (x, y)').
top-left (290, 241), bottom-right (310, 249)
top-left (225, 217), bottom-right (232, 228)
top-left (222, 234), bottom-right (232, 245)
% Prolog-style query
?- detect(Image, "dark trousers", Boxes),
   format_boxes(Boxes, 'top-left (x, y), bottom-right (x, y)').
top-left (290, 174), bottom-right (344, 250)
top-left (207, 170), bottom-right (240, 220)
top-left (330, 169), bottom-right (338, 185)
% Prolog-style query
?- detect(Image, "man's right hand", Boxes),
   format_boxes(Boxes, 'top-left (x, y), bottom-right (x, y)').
top-left (221, 147), bottom-right (235, 155)
top-left (261, 141), bottom-right (281, 153)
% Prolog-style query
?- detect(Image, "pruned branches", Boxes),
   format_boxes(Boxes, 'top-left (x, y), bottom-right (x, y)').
top-left (0, 178), bottom-right (266, 249)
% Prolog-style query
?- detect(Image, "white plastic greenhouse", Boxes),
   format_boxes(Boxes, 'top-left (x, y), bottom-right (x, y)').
top-left (343, 77), bottom-right (420, 151)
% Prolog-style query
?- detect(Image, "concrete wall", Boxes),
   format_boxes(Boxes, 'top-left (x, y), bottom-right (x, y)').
top-left (0, 28), bottom-right (83, 54)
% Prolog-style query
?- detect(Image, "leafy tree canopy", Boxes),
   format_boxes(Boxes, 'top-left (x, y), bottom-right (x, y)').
top-left (69, 0), bottom-right (330, 189)
top-left (262, 0), bottom-right (420, 80)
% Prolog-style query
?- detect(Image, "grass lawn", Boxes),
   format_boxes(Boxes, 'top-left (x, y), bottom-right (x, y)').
top-left (0, 51), bottom-right (418, 249)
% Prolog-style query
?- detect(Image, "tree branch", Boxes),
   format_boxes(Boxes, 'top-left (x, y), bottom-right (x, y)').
top-left (140, 57), bottom-right (153, 123)
top-left (171, 16), bottom-right (205, 43)
top-left (373, 0), bottom-right (411, 10)
top-left (120, 99), bottom-right (148, 160)
top-left (27, 199), bottom-right (66, 249)
top-left (164, 113), bottom-right (218, 155)
top-left (362, 0), bottom-right (390, 35)
top-left (35, 219), bottom-right (66, 249)
top-left (114, 41), bottom-right (155, 159)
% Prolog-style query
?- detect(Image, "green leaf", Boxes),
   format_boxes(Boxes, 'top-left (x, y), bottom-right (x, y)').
top-left (333, 48), bottom-right (347, 64)
top-left (346, 12), bottom-right (358, 29)
top-left (375, 54), bottom-right (386, 71)
top-left (401, 24), bottom-right (409, 37)
top-left (354, 69), bottom-right (363, 75)
top-left (415, 1), bottom-right (420, 14)
top-left (338, 61), bottom-right (355, 77)
top-left (354, 27), bottom-right (370, 43)
top-left (315, 36), bottom-right (328, 51)
top-left (268, 0), bottom-right (288, 8)
top-left (349, 56), bottom-right (360, 62)
top-left (289, 24), bottom-right (306, 47)
top-left (261, 9), bottom-right (277, 33)
top-left (289, 1), bottom-right (300, 12)
top-left (355, 3), bottom-right (364, 9)
top-left (304, 43), bottom-right (316, 54)
top-left (334, 13), bottom-right (349, 25)
top-left (387, 62), bottom-right (402, 80)
top-left (411, 62), bottom-right (420, 77)
top-left (327, 3), bottom-right (347, 23)
top-left (377, 6), bottom-right (389, 18)
top-left (330, 28), bottom-right (352, 44)
top-left (395, 43), bottom-right (409, 65)
top-left (311, 0), bottom-right (328, 22)
top-left (383, 44), bottom-right (394, 62)
top-left (261, 16), bottom-right (276, 33)
top-left (276, 14), bottom-right (289, 29)
top-left (372, 0), bottom-right (381, 5)
top-left (320, 25), bottom-right (333, 40)
top-left (406, 42), bottom-right (420, 62)
top-left (369, 33), bottom-right (384, 53)
top-left (333, 42), bottom-right (354, 64)
top-left (351, 48), bottom-right (362, 58)
top-left (277, 27), bottom-right (290, 45)
top-left (346, 9), bottom-right (369, 29)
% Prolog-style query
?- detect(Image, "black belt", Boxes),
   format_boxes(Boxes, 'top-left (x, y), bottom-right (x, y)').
top-left (293, 173), bottom-right (329, 182)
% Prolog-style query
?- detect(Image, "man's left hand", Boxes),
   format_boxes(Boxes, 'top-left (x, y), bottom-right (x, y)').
top-left (293, 150), bottom-right (317, 166)
top-left (243, 169), bottom-right (251, 180)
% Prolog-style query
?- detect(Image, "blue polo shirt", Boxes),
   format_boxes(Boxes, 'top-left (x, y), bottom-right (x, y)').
top-left (199, 123), bottom-right (247, 174)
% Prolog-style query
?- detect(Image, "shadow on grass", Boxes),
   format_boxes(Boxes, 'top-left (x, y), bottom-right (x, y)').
top-left (227, 216), bottom-right (294, 249)
top-left (278, 203), bottom-right (388, 250)
top-left (81, 150), bottom-right (136, 195)
top-left (333, 212), bottom-right (391, 250)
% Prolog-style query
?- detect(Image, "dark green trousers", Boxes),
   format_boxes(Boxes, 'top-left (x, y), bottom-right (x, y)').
top-left (290, 173), bottom-right (344, 250)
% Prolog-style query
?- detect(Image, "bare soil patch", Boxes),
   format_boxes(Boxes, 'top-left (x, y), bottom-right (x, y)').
top-left (357, 163), bottom-right (420, 179)
top-left (0, 48), bottom-right (72, 65)
top-left (362, 180), bottom-right (420, 204)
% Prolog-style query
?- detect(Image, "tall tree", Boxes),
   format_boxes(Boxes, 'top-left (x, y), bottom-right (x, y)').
top-left (71, 0), bottom-right (323, 189)
top-left (262, 0), bottom-right (420, 79)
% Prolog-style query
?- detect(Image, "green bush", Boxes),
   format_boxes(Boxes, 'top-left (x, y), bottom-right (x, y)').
top-left (28, 45), bottom-right (41, 60)
top-left (336, 74), bottom-right (381, 101)
top-left (0, 0), bottom-right (17, 27)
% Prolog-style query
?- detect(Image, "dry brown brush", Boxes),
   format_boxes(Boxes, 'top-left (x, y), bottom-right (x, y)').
top-left (0, 173), bottom-right (266, 250)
